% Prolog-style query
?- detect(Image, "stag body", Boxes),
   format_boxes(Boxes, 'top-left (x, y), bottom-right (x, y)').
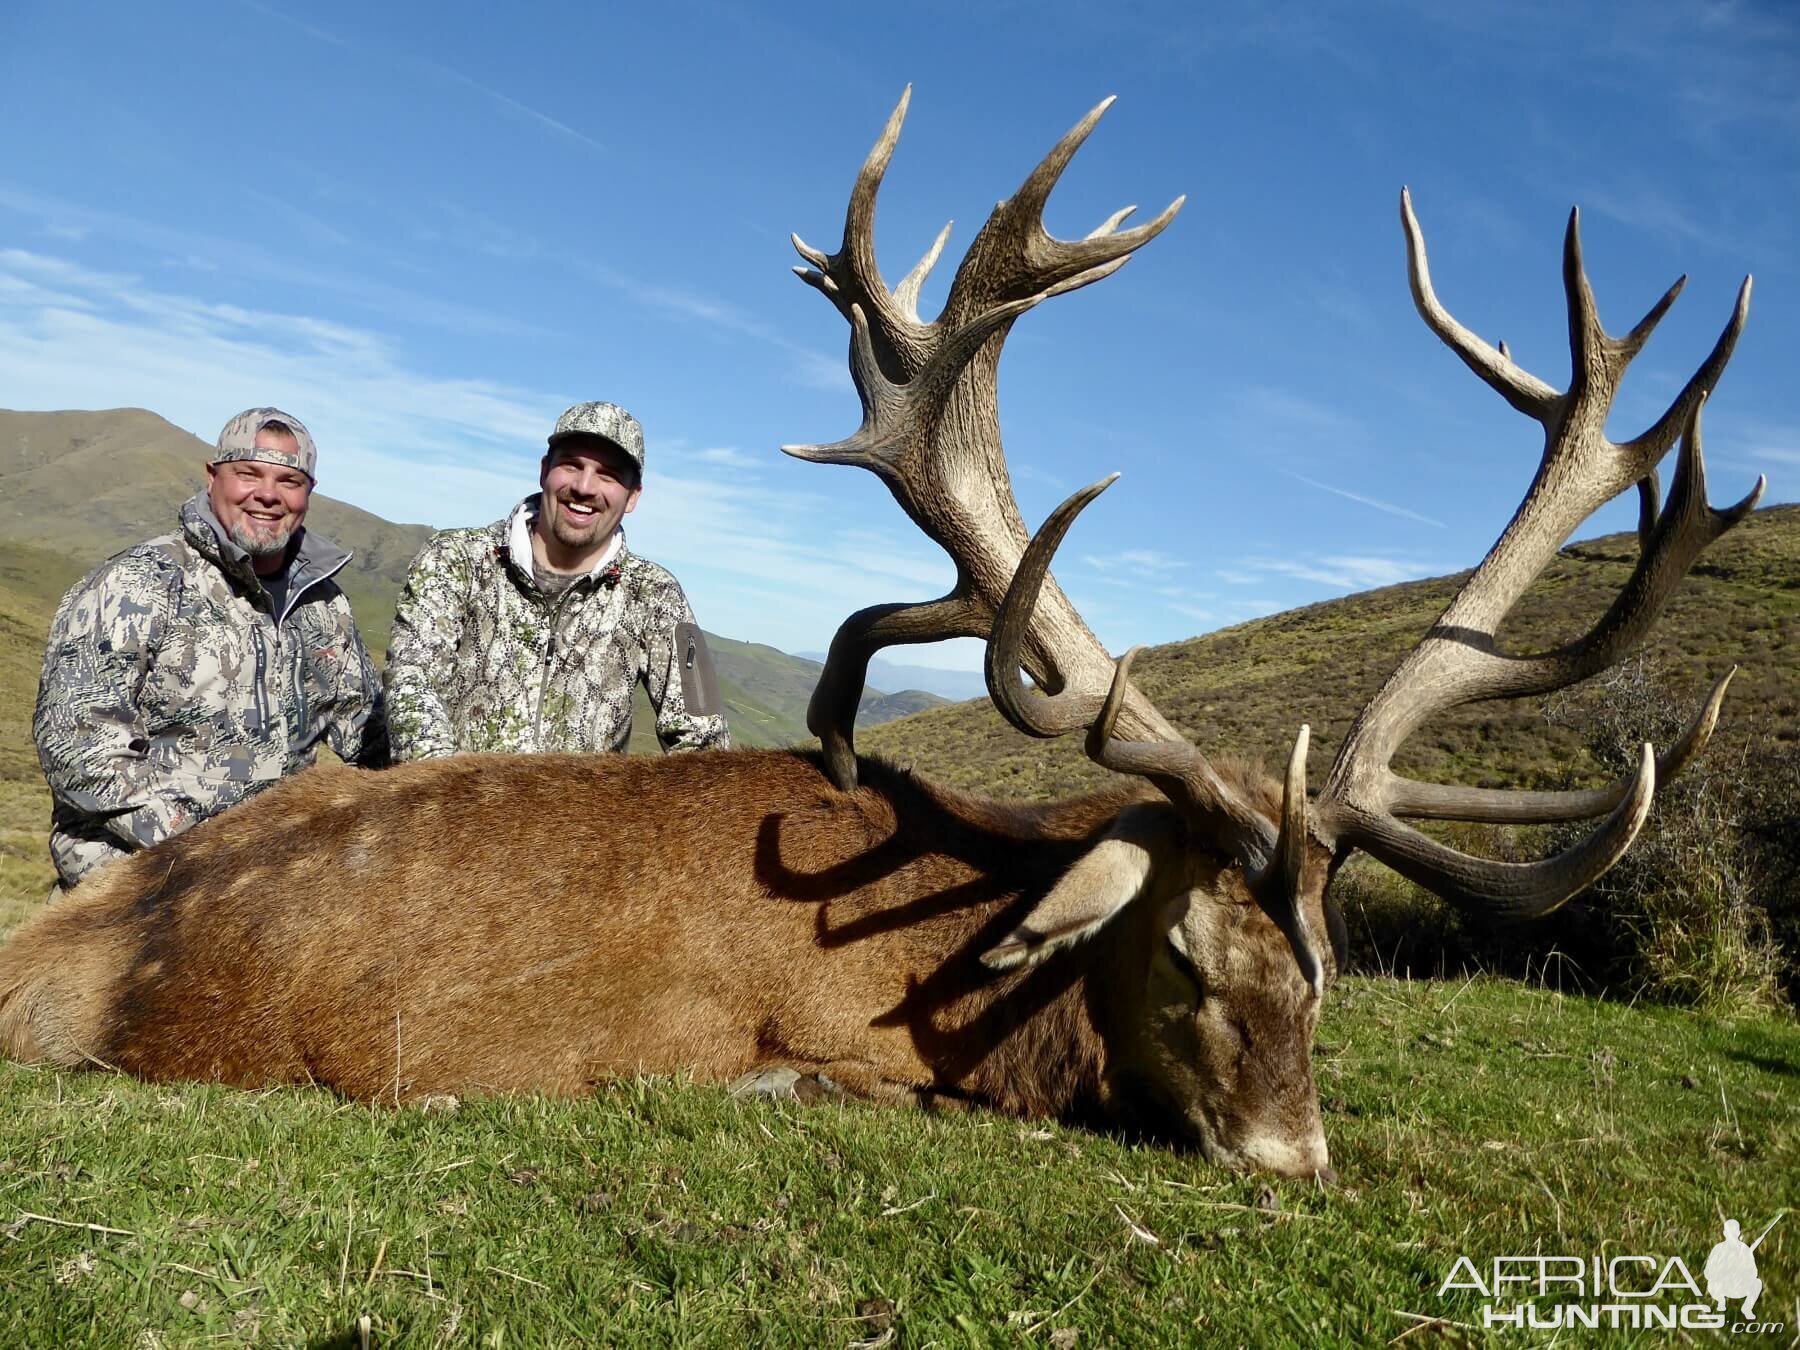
top-left (0, 749), bottom-right (1329, 1176)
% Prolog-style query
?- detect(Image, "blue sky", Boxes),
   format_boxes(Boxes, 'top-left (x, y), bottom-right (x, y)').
top-left (1, 0), bottom-right (1795, 673)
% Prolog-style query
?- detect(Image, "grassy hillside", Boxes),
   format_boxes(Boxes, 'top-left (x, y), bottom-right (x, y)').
top-left (861, 503), bottom-right (1800, 800)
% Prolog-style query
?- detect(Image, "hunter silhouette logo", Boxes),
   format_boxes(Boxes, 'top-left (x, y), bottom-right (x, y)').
top-left (1706, 1216), bottom-right (1780, 1319)
top-left (1439, 1212), bottom-right (1786, 1333)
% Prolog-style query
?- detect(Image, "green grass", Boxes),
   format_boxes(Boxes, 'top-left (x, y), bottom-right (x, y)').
top-left (2, 978), bottom-right (1794, 1345)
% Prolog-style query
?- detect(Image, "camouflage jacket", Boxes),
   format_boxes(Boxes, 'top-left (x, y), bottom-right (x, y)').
top-left (35, 495), bottom-right (387, 887)
top-left (384, 496), bottom-right (730, 760)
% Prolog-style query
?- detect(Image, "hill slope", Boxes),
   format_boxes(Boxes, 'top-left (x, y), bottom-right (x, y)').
top-left (861, 503), bottom-right (1800, 799)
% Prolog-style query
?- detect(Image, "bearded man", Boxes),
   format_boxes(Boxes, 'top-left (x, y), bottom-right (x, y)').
top-left (34, 408), bottom-right (388, 891)
top-left (384, 401), bottom-right (730, 760)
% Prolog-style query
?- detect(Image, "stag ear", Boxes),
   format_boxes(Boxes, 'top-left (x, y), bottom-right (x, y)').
top-left (980, 804), bottom-right (1181, 970)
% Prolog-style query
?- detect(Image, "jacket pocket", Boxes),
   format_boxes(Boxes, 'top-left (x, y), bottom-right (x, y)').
top-left (673, 621), bottom-right (722, 716)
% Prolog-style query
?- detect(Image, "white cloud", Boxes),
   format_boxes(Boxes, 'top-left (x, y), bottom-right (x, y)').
top-left (1580, 180), bottom-right (1720, 252)
top-left (0, 184), bottom-right (549, 339)
top-left (577, 259), bottom-right (851, 394)
top-left (0, 247), bottom-right (1461, 660)
top-left (693, 446), bottom-right (764, 470)
top-left (1239, 554), bottom-right (1433, 591)
top-left (1718, 417), bottom-right (1800, 473)
top-left (237, 0), bottom-right (608, 156)
top-left (0, 246), bottom-right (949, 653)
top-left (1082, 548), bottom-right (1186, 577)
top-left (1232, 384), bottom-right (1359, 436)
top-left (1283, 470), bottom-right (1447, 528)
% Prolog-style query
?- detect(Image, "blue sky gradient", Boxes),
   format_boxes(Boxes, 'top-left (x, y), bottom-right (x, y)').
top-left (2, 0), bottom-right (1794, 670)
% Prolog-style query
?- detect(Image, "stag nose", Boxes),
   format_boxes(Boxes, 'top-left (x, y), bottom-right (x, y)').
top-left (1236, 1129), bottom-right (1333, 1182)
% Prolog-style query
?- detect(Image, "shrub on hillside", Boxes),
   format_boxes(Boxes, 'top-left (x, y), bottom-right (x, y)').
top-left (1542, 660), bottom-right (1789, 1014)
top-left (1336, 659), bottom-right (1794, 1016)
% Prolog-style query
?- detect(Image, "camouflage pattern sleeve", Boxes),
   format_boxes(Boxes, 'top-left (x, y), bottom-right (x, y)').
top-left (385, 533), bottom-right (471, 762)
top-left (643, 585), bottom-right (732, 754)
top-left (324, 593), bottom-right (390, 768)
top-left (33, 553), bottom-right (188, 849)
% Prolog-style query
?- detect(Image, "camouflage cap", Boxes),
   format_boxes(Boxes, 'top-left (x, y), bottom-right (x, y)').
top-left (547, 402), bottom-right (645, 475)
top-left (213, 407), bottom-right (317, 479)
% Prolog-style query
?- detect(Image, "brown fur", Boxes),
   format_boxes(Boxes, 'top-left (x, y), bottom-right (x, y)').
top-left (0, 749), bottom-right (1331, 1173)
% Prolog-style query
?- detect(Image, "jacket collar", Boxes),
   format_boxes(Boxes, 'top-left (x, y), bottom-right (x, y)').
top-left (501, 494), bottom-right (627, 587)
top-left (180, 492), bottom-right (351, 597)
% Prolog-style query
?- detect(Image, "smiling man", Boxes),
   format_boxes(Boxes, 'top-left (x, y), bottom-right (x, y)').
top-left (384, 401), bottom-right (730, 760)
top-left (33, 408), bottom-right (388, 891)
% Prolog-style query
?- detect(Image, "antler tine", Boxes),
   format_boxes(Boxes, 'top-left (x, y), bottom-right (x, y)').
top-left (1261, 725), bottom-right (1311, 907)
top-left (1236, 726), bottom-right (1325, 994)
top-left (986, 476), bottom-right (1120, 737)
top-left (1386, 667), bottom-right (1735, 823)
top-left (940, 99), bottom-right (1183, 325)
top-left (1086, 206), bottom-right (1138, 240)
top-left (1317, 196), bottom-right (1764, 919)
top-left (782, 304), bottom-right (902, 472)
top-left (894, 221), bottom-right (954, 322)
top-left (1620, 273), bottom-right (1686, 359)
top-left (1340, 745), bottom-right (1657, 919)
top-left (787, 86), bottom-right (930, 398)
top-left (807, 594), bottom-right (985, 790)
top-left (1400, 188), bottom-right (1558, 419)
top-left (1434, 394), bottom-right (1766, 706)
top-left (1069, 646), bottom-right (1216, 813)
top-left (1621, 275), bottom-right (1752, 465)
top-left (792, 86), bottom-right (915, 335)
top-left (1014, 95), bottom-right (1116, 221)
top-left (1561, 208), bottom-right (1608, 399)
top-left (1635, 470), bottom-right (1661, 552)
top-left (846, 87), bottom-right (911, 286)
top-left (782, 285), bottom-right (1076, 478)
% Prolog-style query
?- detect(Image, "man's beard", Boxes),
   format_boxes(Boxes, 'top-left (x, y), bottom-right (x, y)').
top-left (547, 498), bottom-right (607, 548)
top-left (228, 520), bottom-right (295, 559)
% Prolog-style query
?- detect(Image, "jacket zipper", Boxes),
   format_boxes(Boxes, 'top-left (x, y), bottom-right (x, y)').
top-left (271, 552), bottom-right (351, 757)
top-left (276, 552), bottom-right (351, 627)
top-left (534, 589), bottom-right (576, 747)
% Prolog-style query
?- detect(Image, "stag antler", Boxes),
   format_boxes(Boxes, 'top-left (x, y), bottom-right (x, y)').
top-left (786, 90), bottom-right (1188, 786)
top-left (1310, 190), bottom-right (1764, 917)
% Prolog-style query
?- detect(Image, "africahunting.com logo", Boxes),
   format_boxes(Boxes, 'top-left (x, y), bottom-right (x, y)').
top-left (1439, 1214), bottom-right (1785, 1333)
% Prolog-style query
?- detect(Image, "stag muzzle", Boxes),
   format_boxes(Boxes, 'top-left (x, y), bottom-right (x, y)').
top-left (1216, 1124), bottom-right (1335, 1183)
